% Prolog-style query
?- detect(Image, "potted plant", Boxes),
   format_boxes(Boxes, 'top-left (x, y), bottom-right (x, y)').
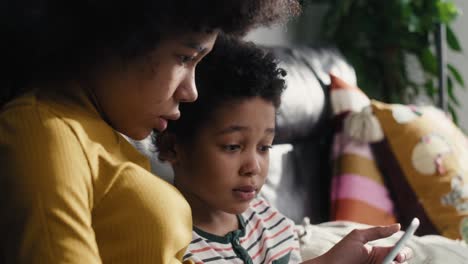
top-left (298, 0), bottom-right (464, 122)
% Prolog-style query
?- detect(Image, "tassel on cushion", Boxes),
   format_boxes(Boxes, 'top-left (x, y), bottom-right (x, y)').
top-left (343, 105), bottom-right (384, 143)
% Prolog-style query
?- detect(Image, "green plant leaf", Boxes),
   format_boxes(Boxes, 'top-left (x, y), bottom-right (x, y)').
top-left (407, 15), bottom-right (422, 33)
top-left (446, 25), bottom-right (462, 52)
top-left (437, 1), bottom-right (460, 23)
top-left (419, 48), bottom-right (438, 75)
top-left (447, 63), bottom-right (465, 87)
top-left (338, 0), bottom-right (355, 16)
top-left (303, 0), bottom-right (464, 111)
top-left (447, 76), bottom-right (460, 106)
top-left (448, 103), bottom-right (459, 125)
top-left (399, 0), bottom-right (413, 24)
top-left (424, 80), bottom-right (436, 100)
top-left (399, 0), bottom-right (411, 6)
top-left (323, 1), bottom-right (347, 38)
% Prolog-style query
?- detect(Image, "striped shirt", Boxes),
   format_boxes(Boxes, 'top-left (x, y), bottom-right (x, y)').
top-left (183, 197), bottom-right (302, 264)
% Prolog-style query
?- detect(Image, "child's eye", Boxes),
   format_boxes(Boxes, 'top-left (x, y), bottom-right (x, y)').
top-left (223, 144), bottom-right (241, 152)
top-left (259, 145), bottom-right (273, 152)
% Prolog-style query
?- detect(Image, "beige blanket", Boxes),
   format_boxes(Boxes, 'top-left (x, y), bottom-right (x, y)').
top-left (296, 219), bottom-right (468, 263)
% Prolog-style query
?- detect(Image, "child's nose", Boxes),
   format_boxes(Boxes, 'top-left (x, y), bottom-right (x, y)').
top-left (240, 153), bottom-right (261, 176)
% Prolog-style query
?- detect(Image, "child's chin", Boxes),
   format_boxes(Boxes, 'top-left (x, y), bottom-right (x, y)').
top-left (225, 204), bottom-right (250, 215)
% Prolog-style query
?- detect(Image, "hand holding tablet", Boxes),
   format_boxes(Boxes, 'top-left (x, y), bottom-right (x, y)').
top-left (382, 218), bottom-right (420, 264)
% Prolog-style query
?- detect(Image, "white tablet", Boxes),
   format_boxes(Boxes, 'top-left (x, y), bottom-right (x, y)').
top-left (381, 217), bottom-right (419, 264)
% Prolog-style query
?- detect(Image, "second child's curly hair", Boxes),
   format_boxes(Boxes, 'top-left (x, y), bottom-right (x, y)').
top-left (155, 35), bottom-right (287, 153)
top-left (1, 0), bottom-right (300, 106)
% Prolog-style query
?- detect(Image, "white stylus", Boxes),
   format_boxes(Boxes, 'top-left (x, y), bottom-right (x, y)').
top-left (381, 217), bottom-right (420, 264)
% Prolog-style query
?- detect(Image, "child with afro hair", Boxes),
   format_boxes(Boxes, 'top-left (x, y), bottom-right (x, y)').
top-left (155, 35), bottom-right (414, 264)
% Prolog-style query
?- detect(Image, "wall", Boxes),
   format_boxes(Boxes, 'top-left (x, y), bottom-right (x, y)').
top-left (244, 24), bottom-right (291, 46)
top-left (245, 3), bottom-right (327, 46)
top-left (449, 0), bottom-right (468, 130)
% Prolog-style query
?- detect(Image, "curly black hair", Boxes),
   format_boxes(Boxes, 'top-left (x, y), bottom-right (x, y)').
top-left (154, 34), bottom-right (287, 154)
top-left (0, 0), bottom-right (300, 106)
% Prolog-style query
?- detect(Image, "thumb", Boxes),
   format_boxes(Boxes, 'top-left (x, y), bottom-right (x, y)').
top-left (353, 224), bottom-right (401, 243)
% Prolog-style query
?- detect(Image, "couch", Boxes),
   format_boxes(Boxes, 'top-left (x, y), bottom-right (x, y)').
top-left (130, 45), bottom-right (468, 262)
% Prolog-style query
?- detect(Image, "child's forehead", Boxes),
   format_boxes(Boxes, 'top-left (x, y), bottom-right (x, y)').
top-left (215, 97), bottom-right (274, 114)
top-left (207, 97), bottom-right (276, 130)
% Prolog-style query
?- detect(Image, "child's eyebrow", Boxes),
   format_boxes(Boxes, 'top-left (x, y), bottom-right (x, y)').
top-left (216, 125), bottom-right (247, 135)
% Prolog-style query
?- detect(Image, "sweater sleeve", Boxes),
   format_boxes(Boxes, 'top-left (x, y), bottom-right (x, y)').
top-left (0, 105), bottom-right (101, 263)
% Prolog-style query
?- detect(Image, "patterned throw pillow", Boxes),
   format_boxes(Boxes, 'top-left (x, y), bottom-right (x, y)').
top-left (371, 100), bottom-right (468, 242)
top-left (330, 74), bottom-right (396, 225)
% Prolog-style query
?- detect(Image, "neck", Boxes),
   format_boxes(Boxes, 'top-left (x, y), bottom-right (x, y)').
top-left (177, 184), bottom-right (239, 236)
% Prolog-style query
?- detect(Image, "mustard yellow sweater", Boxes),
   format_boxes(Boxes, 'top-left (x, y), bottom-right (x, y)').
top-left (0, 87), bottom-right (193, 263)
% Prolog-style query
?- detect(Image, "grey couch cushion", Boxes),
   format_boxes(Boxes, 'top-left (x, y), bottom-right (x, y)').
top-left (262, 46), bottom-right (355, 223)
top-left (268, 46), bottom-right (356, 143)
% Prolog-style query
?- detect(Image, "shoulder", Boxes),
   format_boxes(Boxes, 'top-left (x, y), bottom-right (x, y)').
top-left (242, 198), bottom-right (302, 262)
top-left (1, 93), bottom-right (80, 148)
top-left (0, 88), bottom-right (120, 157)
top-left (242, 196), bottom-right (296, 229)
top-left (0, 92), bottom-right (95, 190)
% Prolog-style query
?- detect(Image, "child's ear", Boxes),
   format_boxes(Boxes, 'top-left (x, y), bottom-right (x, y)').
top-left (156, 133), bottom-right (179, 165)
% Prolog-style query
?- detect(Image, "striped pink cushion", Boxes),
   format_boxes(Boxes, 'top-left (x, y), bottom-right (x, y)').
top-left (330, 74), bottom-right (396, 225)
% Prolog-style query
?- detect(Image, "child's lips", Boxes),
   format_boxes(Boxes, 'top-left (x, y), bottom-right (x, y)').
top-left (232, 186), bottom-right (257, 201)
top-left (233, 185), bottom-right (256, 192)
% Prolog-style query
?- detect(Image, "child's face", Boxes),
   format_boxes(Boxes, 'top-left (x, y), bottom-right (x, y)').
top-left (173, 97), bottom-right (276, 215)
